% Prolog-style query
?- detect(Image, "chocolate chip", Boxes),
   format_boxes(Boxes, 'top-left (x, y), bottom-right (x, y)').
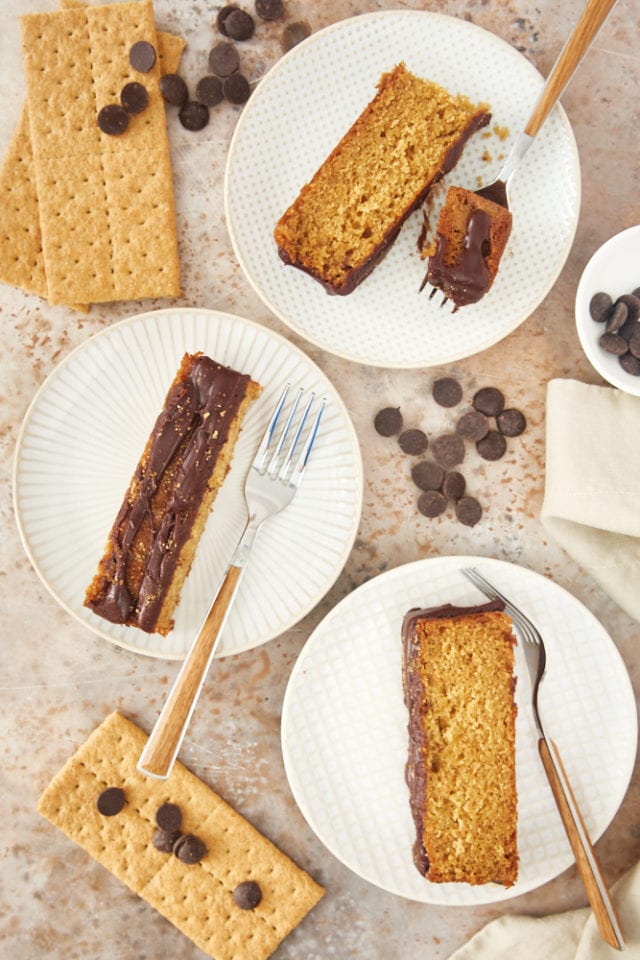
top-left (223, 72), bottom-right (251, 104)
top-left (599, 332), bottom-right (628, 356)
top-left (196, 75), bottom-right (224, 106)
top-left (589, 291), bottom-right (612, 323)
top-left (616, 294), bottom-right (640, 323)
top-left (432, 377), bottom-right (462, 408)
top-left (620, 353), bottom-right (640, 376)
top-left (605, 300), bottom-right (628, 334)
top-left (455, 496), bottom-right (482, 527)
top-left (129, 40), bottom-right (156, 73)
top-left (374, 406), bottom-right (402, 436)
top-left (398, 429), bottom-right (428, 456)
top-left (152, 828), bottom-right (181, 853)
top-left (628, 326), bottom-right (640, 359)
top-left (209, 41), bottom-right (240, 77)
top-left (179, 100), bottom-right (210, 131)
top-left (156, 802), bottom-right (182, 833)
top-left (217, 5), bottom-right (240, 36)
top-left (417, 489), bottom-right (447, 517)
top-left (223, 8), bottom-right (255, 40)
top-left (619, 317), bottom-right (639, 342)
top-left (233, 879), bottom-right (263, 909)
top-left (496, 408), bottom-right (527, 437)
top-left (96, 786), bottom-right (126, 816)
top-left (120, 81), bottom-right (148, 115)
top-left (472, 387), bottom-right (505, 417)
top-left (442, 471), bottom-right (466, 501)
top-left (97, 104), bottom-right (129, 135)
top-left (411, 460), bottom-right (444, 491)
top-left (476, 430), bottom-right (507, 461)
top-left (173, 833), bottom-right (207, 864)
top-left (456, 410), bottom-right (489, 442)
top-left (255, 0), bottom-right (284, 19)
top-left (281, 20), bottom-right (312, 52)
top-left (431, 433), bottom-right (465, 468)
top-left (160, 73), bottom-right (188, 106)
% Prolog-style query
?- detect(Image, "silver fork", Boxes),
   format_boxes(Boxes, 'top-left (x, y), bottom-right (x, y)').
top-left (422, 0), bottom-right (618, 307)
top-left (137, 384), bottom-right (325, 781)
top-left (462, 567), bottom-right (624, 951)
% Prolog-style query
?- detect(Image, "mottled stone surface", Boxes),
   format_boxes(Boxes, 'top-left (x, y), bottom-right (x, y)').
top-left (1, 1), bottom-right (638, 958)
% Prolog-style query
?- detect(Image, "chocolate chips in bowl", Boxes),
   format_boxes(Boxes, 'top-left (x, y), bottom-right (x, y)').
top-left (575, 224), bottom-right (640, 396)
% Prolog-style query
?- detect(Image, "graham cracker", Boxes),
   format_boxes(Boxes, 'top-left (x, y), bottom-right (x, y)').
top-left (0, 8), bottom-right (184, 309)
top-left (20, 0), bottom-right (181, 305)
top-left (38, 711), bottom-right (324, 960)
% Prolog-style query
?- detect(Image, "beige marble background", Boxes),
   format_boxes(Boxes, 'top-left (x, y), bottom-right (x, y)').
top-left (1, 0), bottom-right (638, 958)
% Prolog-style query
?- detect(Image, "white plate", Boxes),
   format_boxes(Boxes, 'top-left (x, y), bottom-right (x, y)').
top-left (281, 556), bottom-right (637, 904)
top-left (225, 11), bottom-right (580, 368)
top-left (575, 224), bottom-right (640, 396)
top-left (13, 308), bottom-right (363, 660)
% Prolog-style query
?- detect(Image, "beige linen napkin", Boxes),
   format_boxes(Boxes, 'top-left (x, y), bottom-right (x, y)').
top-left (447, 860), bottom-right (640, 959)
top-left (540, 378), bottom-right (640, 621)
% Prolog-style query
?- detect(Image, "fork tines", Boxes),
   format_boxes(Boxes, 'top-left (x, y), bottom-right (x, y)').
top-left (418, 272), bottom-right (451, 309)
top-left (254, 384), bottom-right (325, 485)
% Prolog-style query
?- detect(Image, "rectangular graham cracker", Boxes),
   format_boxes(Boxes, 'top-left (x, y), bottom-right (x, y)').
top-left (38, 712), bottom-right (324, 960)
top-left (0, 7), bottom-right (185, 308)
top-left (19, 0), bottom-right (181, 305)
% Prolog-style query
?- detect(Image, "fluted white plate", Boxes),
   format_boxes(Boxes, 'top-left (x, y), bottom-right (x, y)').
top-left (13, 308), bottom-right (363, 660)
top-left (281, 556), bottom-right (637, 904)
top-left (225, 10), bottom-right (580, 368)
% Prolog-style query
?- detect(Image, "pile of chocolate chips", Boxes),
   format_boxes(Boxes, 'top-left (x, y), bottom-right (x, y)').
top-left (152, 801), bottom-right (207, 864)
top-left (97, 41), bottom-right (155, 135)
top-left (589, 287), bottom-right (640, 376)
top-left (161, 2), bottom-right (312, 131)
top-left (374, 377), bottom-right (527, 527)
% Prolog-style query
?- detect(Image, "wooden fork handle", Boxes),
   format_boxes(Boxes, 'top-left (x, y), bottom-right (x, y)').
top-left (525, 0), bottom-right (618, 138)
top-left (137, 564), bottom-right (243, 780)
top-left (539, 737), bottom-right (624, 950)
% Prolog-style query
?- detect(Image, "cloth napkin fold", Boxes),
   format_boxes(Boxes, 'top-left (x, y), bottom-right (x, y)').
top-left (540, 378), bottom-right (640, 621)
top-left (447, 860), bottom-right (640, 959)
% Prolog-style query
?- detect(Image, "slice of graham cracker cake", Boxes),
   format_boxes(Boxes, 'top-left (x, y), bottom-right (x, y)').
top-left (402, 598), bottom-right (518, 886)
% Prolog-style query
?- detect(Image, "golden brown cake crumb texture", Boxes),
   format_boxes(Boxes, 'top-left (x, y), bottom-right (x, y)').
top-left (274, 63), bottom-right (490, 293)
top-left (424, 185), bottom-right (513, 287)
top-left (415, 611), bottom-right (518, 886)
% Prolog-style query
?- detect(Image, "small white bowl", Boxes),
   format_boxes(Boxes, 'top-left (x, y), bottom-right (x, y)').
top-left (575, 224), bottom-right (640, 396)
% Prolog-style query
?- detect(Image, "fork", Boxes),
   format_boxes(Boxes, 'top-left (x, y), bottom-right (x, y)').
top-left (137, 384), bottom-right (325, 781)
top-left (424, 0), bottom-right (618, 306)
top-left (462, 567), bottom-right (625, 951)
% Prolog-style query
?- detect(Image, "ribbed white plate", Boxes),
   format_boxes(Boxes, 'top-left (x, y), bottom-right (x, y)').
top-left (13, 308), bottom-right (363, 660)
top-left (281, 556), bottom-right (637, 904)
top-left (225, 11), bottom-right (580, 368)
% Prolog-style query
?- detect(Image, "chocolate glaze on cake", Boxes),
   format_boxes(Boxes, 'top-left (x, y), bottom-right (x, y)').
top-left (401, 598), bottom-right (505, 875)
top-left (424, 210), bottom-right (491, 310)
top-left (85, 355), bottom-right (252, 632)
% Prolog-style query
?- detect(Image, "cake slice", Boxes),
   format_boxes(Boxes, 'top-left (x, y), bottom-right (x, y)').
top-left (402, 598), bottom-right (518, 886)
top-left (85, 354), bottom-right (261, 636)
top-left (421, 185), bottom-right (512, 309)
top-left (274, 63), bottom-right (490, 295)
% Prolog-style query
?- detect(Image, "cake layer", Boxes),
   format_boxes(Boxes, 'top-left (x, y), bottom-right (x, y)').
top-left (85, 353), bottom-right (261, 635)
top-left (402, 598), bottom-right (518, 886)
top-left (422, 185), bottom-right (512, 309)
top-left (274, 63), bottom-right (490, 295)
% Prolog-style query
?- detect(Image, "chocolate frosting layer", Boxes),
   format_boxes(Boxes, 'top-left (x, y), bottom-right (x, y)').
top-left (425, 209), bottom-right (492, 310)
top-left (278, 110), bottom-right (490, 296)
top-left (401, 598), bottom-right (505, 876)
top-left (86, 354), bottom-right (251, 632)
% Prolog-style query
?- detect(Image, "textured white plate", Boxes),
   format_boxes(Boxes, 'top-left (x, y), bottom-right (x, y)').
top-left (13, 308), bottom-right (363, 660)
top-left (575, 224), bottom-right (640, 396)
top-left (281, 556), bottom-right (637, 904)
top-left (225, 11), bottom-right (580, 368)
